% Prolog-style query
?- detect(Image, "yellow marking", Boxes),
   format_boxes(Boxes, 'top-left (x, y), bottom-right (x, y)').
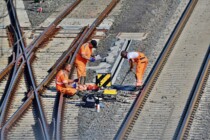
top-left (103, 89), bottom-right (117, 95)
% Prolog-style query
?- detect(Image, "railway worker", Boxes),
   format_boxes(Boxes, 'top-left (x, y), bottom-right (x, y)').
top-left (121, 50), bottom-right (148, 87)
top-left (56, 63), bottom-right (86, 97)
top-left (74, 40), bottom-right (97, 85)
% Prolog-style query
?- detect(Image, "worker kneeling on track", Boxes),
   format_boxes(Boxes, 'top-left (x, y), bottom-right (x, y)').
top-left (56, 63), bottom-right (86, 97)
top-left (121, 50), bottom-right (148, 88)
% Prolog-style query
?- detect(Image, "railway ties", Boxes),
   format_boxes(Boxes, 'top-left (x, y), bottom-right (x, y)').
top-left (0, 0), bottom-right (120, 139)
top-left (0, 0), bottom-right (82, 139)
top-left (115, 0), bottom-right (210, 139)
top-left (174, 46), bottom-right (210, 139)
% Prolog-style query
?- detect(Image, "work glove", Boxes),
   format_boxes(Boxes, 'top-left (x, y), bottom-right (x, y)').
top-left (72, 83), bottom-right (77, 88)
top-left (94, 54), bottom-right (102, 60)
top-left (74, 79), bottom-right (79, 82)
top-left (89, 57), bottom-right (95, 62)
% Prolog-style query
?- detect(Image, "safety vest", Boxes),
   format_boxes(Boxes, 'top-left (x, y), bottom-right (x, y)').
top-left (56, 70), bottom-right (68, 88)
top-left (75, 43), bottom-right (92, 63)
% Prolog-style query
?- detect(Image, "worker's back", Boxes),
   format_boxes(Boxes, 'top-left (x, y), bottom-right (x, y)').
top-left (75, 43), bottom-right (92, 63)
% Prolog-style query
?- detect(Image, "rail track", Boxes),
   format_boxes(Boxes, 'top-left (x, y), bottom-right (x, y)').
top-left (0, 0), bottom-right (119, 139)
top-left (1, 0), bottom-right (209, 140)
top-left (174, 46), bottom-right (210, 139)
top-left (115, 0), bottom-right (210, 139)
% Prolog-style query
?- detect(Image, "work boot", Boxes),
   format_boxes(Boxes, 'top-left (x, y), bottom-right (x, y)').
top-left (135, 86), bottom-right (142, 91)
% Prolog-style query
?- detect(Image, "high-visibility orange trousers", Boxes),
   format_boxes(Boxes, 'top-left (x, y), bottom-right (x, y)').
top-left (74, 60), bottom-right (87, 78)
top-left (136, 59), bottom-right (148, 86)
top-left (56, 86), bottom-right (77, 96)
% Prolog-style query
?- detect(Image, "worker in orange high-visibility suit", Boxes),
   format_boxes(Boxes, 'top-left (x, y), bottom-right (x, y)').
top-left (74, 40), bottom-right (97, 84)
top-left (121, 51), bottom-right (148, 87)
top-left (56, 63), bottom-right (85, 97)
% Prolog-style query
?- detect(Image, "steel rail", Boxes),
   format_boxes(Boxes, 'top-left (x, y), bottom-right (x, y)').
top-left (114, 0), bottom-right (198, 139)
top-left (55, 25), bottom-right (89, 140)
top-left (6, 25), bottom-right (15, 48)
top-left (174, 46), bottom-right (210, 139)
top-left (47, 26), bottom-right (87, 73)
top-left (69, 0), bottom-right (120, 64)
top-left (5, 0), bottom-right (50, 139)
top-left (0, 26), bottom-right (88, 140)
top-left (0, 90), bottom-right (34, 140)
top-left (37, 27), bottom-right (89, 92)
top-left (56, 0), bottom-right (120, 139)
top-left (0, 0), bottom-right (82, 139)
top-left (26, 0), bottom-right (81, 56)
top-left (0, 17), bottom-right (25, 126)
top-left (0, 58), bottom-right (24, 125)
top-left (0, 53), bottom-right (15, 81)
top-left (0, 0), bottom-right (81, 81)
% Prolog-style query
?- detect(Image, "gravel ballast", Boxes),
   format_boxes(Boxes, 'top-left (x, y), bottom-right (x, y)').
top-left (23, 0), bottom-right (186, 139)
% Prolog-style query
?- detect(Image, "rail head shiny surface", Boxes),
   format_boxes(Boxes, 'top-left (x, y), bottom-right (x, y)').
top-left (114, 0), bottom-right (198, 139)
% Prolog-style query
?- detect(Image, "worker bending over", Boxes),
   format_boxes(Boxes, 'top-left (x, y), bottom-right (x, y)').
top-left (74, 40), bottom-right (97, 84)
top-left (56, 63), bottom-right (86, 97)
top-left (121, 51), bottom-right (148, 87)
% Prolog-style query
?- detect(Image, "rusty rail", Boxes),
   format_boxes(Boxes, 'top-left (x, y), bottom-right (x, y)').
top-left (0, 53), bottom-right (15, 81)
top-left (0, 26), bottom-right (87, 140)
top-left (37, 27), bottom-right (89, 92)
top-left (56, 0), bottom-right (120, 139)
top-left (2, 0), bottom-right (50, 139)
top-left (26, 0), bottom-right (82, 55)
top-left (114, 0), bottom-right (198, 139)
top-left (1, 91), bottom-right (34, 140)
top-left (0, 0), bottom-right (81, 82)
top-left (0, 0), bottom-right (82, 139)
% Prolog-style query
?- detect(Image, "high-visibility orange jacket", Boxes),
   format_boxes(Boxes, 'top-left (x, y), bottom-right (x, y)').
top-left (56, 70), bottom-right (77, 96)
top-left (74, 43), bottom-right (93, 77)
top-left (128, 52), bottom-right (148, 86)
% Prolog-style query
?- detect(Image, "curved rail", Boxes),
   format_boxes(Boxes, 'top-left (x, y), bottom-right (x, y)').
top-left (26, 0), bottom-right (81, 55)
top-left (114, 0), bottom-right (198, 139)
top-left (3, 0), bottom-right (50, 139)
top-left (0, 0), bottom-right (82, 139)
top-left (55, 0), bottom-right (120, 139)
top-left (0, 0), bottom-right (81, 83)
